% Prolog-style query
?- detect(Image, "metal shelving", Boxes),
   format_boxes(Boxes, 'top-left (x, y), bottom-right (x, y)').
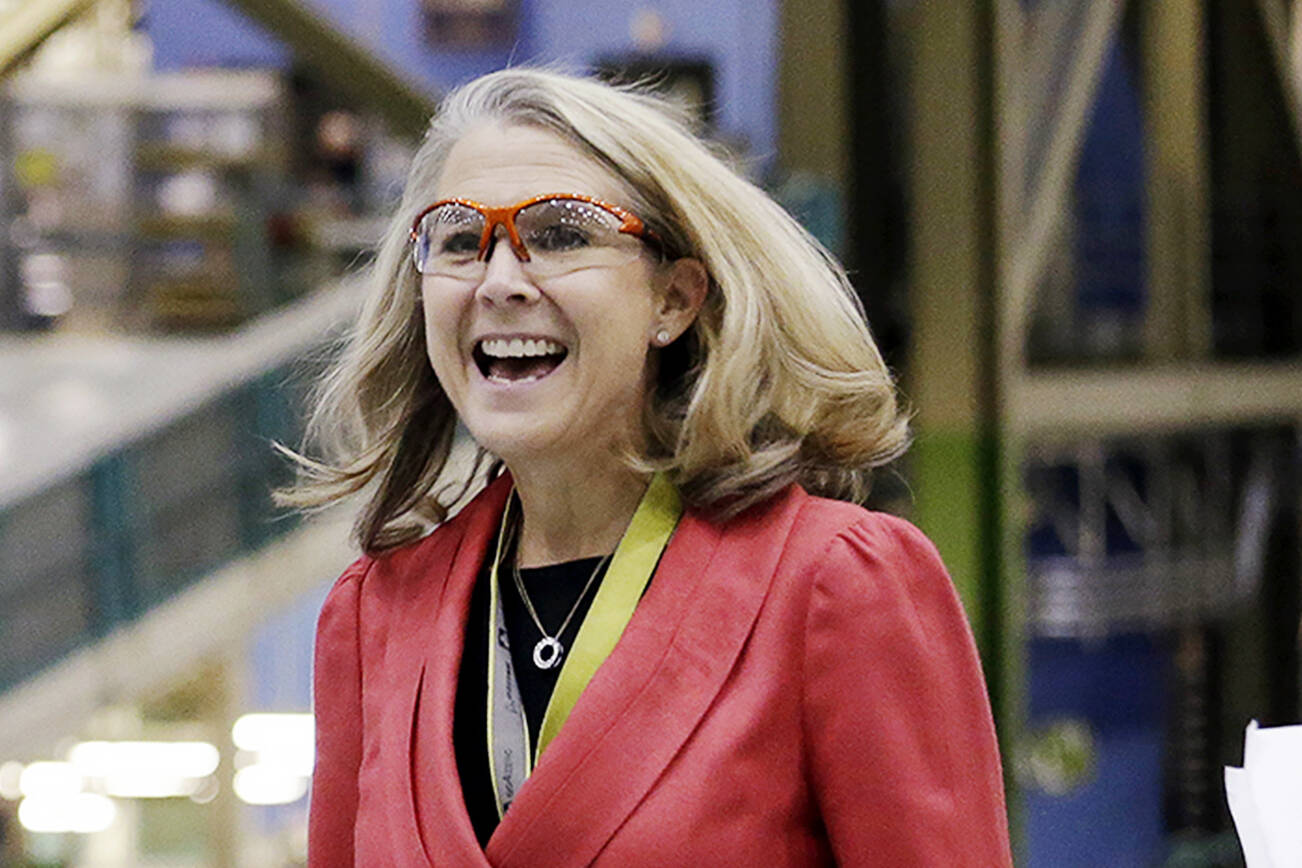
top-left (990, 2), bottom-right (1302, 864)
top-left (1, 68), bottom-right (293, 332)
top-left (903, 1), bottom-right (1302, 864)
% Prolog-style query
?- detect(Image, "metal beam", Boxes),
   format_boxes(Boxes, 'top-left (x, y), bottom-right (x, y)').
top-left (1254, 0), bottom-right (1302, 161)
top-left (902, 2), bottom-right (1009, 784)
top-left (0, 0), bottom-right (97, 79)
top-left (221, 0), bottom-right (437, 139)
top-left (1008, 363), bottom-right (1302, 438)
top-left (1001, 0), bottom-right (1126, 367)
top-left (1140, 1), bottom-right (1212, 361)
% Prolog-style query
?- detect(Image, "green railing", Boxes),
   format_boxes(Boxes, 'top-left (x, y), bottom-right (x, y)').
top-left (0, 361), bottom-right (313, 692)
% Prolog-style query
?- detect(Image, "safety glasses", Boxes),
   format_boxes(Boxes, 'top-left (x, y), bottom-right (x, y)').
top-left (409, 193), bottom-right (660, 281)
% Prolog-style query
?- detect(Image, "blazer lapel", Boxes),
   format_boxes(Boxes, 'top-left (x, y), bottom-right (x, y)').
top-left (367, 520), bottom-right (469, 868)
top-left (485, 488), bottom-right (805, 868)
top-left (392, 476), bottom-right (513, 868)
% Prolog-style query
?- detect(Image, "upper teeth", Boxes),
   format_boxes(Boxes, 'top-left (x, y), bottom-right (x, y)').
top-left (480, 338), bottom-right (565, 358)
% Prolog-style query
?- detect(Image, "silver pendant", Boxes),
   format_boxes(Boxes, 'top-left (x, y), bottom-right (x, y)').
top-left (533, 636), bottom-right (563, 669)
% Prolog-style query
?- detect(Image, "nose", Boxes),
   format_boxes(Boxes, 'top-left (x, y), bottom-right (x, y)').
top-left (475, 230), bottom-right (540, 307)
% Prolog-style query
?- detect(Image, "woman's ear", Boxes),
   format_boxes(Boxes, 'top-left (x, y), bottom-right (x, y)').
top-left (651, 258), bottom-right (709, 345)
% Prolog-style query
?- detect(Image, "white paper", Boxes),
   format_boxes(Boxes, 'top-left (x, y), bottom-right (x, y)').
top-left (1226, 720), bottom-right (1302, 868)
top-left (1226, 763), bottom-right (1273, 868)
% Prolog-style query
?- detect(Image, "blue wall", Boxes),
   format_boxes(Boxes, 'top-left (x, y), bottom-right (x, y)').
top-left (526, 0), bottom-right (778, 160)
top-left (146, 0), bottom-right (290, 71)
top-left (1023, 635), bottom-right (1167, 868)
top-left (146, 0), bottom-right (778, 168)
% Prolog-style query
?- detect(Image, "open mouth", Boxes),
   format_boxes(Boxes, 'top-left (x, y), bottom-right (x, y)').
top-left (473, 337), bottom-right (569, 383)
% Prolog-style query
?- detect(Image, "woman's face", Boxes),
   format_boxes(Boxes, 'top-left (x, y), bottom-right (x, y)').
top-left (420, 123), bottom-right (686, 470)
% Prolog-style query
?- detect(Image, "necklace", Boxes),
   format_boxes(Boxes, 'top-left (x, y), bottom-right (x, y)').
top-left (502, 512), bottom-right (613, 670)
top-left (485, 474), bottom-right (682, 816)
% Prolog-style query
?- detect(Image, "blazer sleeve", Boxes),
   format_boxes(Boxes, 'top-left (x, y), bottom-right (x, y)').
top-left (308, 559), bottom-right (370, 868)
top-left (801, 515), bottom-right (1013, 867)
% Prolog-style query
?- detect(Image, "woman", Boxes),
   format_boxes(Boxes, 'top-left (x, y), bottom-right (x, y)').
top-left (288, 68), bottom-right (1012, 867)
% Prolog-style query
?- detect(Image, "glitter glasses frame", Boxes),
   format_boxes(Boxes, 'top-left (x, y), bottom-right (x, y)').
top-left (409, 193), bottom-right (661, 270)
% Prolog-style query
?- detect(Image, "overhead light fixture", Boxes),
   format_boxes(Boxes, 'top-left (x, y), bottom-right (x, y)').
top-left (233, 765), bottom-right (309, 806)
top-left (232, 714), bottom-right (313, 751)
top-left (18, 793), bottom-right (116, 834)
top-left (232, 713), bottom-right (314, 806)
top-left (18, 762), bottom-right (82, 799)
top-left (69, 741), bottom-right (220, 799)
top-left (232, 713), bottom-right (314, 777)
top-left (70, 741), bottom-right (220, 778)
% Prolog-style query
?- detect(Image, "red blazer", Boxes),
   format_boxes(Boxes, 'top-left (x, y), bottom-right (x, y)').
top-left (309, 476), bottom-right (1013, 867)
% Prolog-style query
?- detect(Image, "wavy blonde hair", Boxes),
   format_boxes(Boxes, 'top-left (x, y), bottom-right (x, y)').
top-left (280, 68), bottom-right (909, 552)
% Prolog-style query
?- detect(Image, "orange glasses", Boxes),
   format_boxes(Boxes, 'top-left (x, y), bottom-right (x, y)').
top-left (409, 193), bottom-right (661, 281)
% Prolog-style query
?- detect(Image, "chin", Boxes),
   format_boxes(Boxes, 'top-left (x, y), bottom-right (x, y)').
top-left (461, 420), bottom-right (564, 465)
top-left (463, 418), bottom-right (633, 473)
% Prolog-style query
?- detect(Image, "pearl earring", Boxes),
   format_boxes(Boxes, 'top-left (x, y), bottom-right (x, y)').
top-left (654, 329), bottom-right (671, 346)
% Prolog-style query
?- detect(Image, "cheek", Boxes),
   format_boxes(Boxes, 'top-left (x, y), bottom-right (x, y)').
top-left (420, 291), bottom-right (463, 380)
top-left (588, 318), bottom-right (655, 389)
top-left (578, 301), bottom-right (652, 368)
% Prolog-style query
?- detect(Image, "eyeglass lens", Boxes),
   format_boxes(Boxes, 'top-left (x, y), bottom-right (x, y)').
top-left (414, 198), bottom-right (644, 280)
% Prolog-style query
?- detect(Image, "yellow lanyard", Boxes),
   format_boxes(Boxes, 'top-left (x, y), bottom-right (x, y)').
top-left (486, 472), bottom-right (682, 817)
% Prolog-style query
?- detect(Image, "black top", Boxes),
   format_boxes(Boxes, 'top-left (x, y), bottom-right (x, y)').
top-left (453, 551), bottom-right (609, 846)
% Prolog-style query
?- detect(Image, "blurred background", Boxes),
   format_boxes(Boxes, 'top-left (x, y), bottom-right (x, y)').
top-left (0, 0), bottom-right (1299, 865)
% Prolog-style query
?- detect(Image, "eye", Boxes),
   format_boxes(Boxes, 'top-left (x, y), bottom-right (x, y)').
top-left (527, 222), bottom-right (590, 252)
top-left (438, 231), bottom-right (482, 256)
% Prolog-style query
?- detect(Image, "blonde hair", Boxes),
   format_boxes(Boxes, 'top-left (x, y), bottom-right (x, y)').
top-left (280, 68), bottom-right (909, 552)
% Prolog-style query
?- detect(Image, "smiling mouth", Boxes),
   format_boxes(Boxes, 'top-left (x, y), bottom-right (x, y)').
top-left (474, 337), bottom-right (569, 383)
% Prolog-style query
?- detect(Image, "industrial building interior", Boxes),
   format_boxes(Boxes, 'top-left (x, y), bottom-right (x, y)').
top-left (1, 0), bottom-right (1301, 865)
